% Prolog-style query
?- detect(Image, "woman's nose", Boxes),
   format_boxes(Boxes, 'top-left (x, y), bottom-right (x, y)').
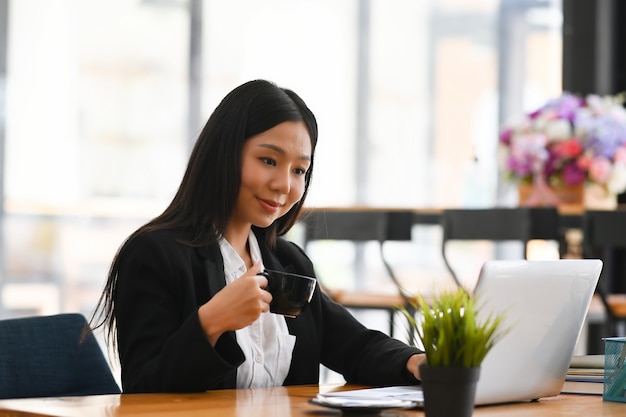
top-left (270, 168), bottom-right (291, 193)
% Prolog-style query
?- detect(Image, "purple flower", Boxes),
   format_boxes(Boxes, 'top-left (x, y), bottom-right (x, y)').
top-left (560, 162), bottom-right (586, 185)
top-left (582, 115), bottom-right (626, 158)
top-left (543, 93), bottom-right (584, 121)
top-left (556, 94), bottom-right (584, 121)
top-left (499, 128), bottom-right (512, 145)
top-left (506, 156), bottom-right (532, 177)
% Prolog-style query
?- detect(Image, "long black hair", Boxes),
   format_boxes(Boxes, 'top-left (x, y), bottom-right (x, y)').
top-left (90, 79), bottom-right (318, 345)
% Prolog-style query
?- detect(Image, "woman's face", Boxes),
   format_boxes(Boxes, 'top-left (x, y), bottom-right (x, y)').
top-left (230, 121), bottom-right (312, 233)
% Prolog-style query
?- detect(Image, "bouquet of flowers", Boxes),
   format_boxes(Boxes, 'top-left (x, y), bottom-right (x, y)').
top-left (499, 92), bottom-right (626, 195)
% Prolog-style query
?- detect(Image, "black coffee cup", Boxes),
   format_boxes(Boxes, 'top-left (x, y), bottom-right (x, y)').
top-left (259, 269), bottom-right (317, 318)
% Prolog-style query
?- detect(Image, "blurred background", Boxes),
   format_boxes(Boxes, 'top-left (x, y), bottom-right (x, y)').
top-left (1, 0), bottom-right (623, 361)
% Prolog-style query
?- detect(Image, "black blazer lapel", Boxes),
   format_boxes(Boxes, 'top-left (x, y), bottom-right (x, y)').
top-left (257, 239), bottom-right (296, 274)
top-left (196, 244), bottom-right (238, 389)
top-left (196, 245), bottom-right (227, 300)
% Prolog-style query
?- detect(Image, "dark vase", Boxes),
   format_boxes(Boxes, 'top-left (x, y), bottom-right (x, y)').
top-left (419, 364), bottom-right (481, 417)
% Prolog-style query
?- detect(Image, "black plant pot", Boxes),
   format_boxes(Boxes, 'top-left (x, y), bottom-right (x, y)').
top-left (419, 364), bottom-right (481, 417)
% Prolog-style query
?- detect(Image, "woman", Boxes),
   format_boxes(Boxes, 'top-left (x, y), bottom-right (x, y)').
top-left (91, 79), bottom-right (424, 393)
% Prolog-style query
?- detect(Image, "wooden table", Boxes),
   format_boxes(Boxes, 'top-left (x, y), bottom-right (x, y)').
top-left (0, 384), bottom-right (622, 417)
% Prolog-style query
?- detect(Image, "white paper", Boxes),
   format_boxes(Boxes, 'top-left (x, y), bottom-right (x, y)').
top-left (318, 386), bottom-right (424, 403)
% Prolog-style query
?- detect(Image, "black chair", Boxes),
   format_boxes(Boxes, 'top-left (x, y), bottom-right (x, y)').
top-left (581, 210), bottom-right (626, 336)
top-left (441, 208), bottom-right (560, 288)
top-left (0, 313), bottom-right (120, 399)
top-left (300, 209), bottom-right (415, 340)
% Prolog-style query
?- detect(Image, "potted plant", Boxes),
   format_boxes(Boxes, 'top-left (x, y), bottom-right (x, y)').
top-left (400, 288), bottom-right (507, 417)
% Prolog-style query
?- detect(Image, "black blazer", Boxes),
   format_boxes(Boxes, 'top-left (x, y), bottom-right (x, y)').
top-left (114, 227), bottom-right (420, 393)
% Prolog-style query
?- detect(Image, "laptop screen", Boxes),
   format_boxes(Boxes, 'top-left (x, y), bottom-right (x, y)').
top-left (472, 259), bottom-right (601, 405)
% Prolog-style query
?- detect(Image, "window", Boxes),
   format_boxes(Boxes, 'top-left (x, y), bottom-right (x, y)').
top-left (0, 0), bottom-right (563, 318)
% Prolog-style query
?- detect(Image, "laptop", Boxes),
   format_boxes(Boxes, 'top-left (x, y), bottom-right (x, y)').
top-left (313, 259), bottom-right (602, 409)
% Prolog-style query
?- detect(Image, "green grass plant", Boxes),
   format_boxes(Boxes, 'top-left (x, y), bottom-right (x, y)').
top-left (400, 289), bottom-right (507, 368)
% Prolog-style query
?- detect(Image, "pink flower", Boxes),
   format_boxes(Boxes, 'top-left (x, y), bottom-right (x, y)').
top-left (614, 146), bottom-right (626, 164)
top-left (576, 155), bottom-right (592, 171)
top-left (588, 157), bottom-right (612, 183)
top-left (551, 138), bottom-right (583, 158)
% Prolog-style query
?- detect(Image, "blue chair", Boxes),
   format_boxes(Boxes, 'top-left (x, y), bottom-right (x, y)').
top-left (0, 313), bottom-right (120, 399)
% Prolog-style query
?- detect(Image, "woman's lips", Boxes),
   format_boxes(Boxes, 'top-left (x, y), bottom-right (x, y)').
top-left (258, 198), bottom-right (282, 212)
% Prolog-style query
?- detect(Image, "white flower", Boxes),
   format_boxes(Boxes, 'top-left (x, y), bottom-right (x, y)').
top-left (586, 94), bottom-right (616, 115)
top-left (531, 111), bottom-right (552, 132)
top-left (511, 133), bottom-right (549, 161)
top-left (573, 107), bottom-right (593, 137)
top-left (607, 163), bottom-right (626, 194)
top-left (609, 105), bottom-right (626, 124)
top-left (543, 119), bottom-right (572, 141)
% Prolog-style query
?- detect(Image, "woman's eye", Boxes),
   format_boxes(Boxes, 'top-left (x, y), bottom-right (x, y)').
top-left (294, 168), bottom-right (307, 176)
top-left (260, 157), bottom-right (276, 166)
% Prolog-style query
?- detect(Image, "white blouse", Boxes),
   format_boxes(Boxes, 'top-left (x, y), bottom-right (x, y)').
top-left (218, 231), bottom-right (296, 388)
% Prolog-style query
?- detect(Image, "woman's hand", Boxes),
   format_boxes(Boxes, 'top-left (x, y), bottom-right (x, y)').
top-left (198, 260), bottom-right (272, 345)
top-left (406, 353), bottom-right (427, 380)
